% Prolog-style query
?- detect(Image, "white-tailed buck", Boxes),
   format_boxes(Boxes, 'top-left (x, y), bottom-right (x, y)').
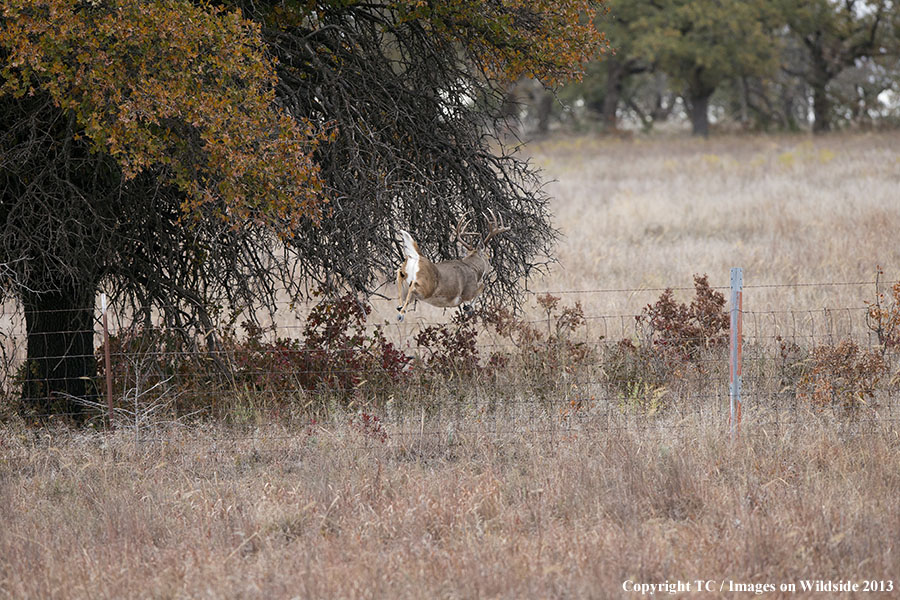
top-left (396, 211), bottom-right (510, 321)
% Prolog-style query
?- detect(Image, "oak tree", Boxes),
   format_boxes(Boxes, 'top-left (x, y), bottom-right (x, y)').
top-left (578, 0), bottom-right (651, 129)
top-left (0, 0), bottom-right (605, 419)
top-left (778, 0), bottom-right (897, 133)
top-left (634, 0), bottom-right (777, 136)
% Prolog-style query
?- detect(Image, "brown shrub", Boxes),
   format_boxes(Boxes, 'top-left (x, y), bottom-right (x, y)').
top-left (797, 340), bottom-right (887, 411)
top-left (482, 293), bottom-right (591, 382)
top-left (867, 269), bottom-right (900, 350)
top-left (603, 274), bottom-right (729, 412)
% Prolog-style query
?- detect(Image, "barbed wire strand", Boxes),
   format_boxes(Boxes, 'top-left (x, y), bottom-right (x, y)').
top-left (3, 278), bottom-right (899, 443)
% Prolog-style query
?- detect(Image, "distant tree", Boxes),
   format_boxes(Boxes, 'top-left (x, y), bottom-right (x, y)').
top-left (586, 0), bottom-right (652, 128)
top-left (0, 0), bottom-right (605, 420)
top-left (730, 27), bottom-right (812, 131)
top-left (596, 69), bottom-right (683, 131)
top-left (778, 0), bottom-right (898, 133)
top-left (829, 57), bottom-right (900, 126)
top-left (501, 77), bottom-right (556, 136)
top-left (635, 0), bottom-right (778, 136)
top-left (561, 0), bottom-right (685, 131)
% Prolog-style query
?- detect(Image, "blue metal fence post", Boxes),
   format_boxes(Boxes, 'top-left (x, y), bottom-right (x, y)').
top-left (102, 293), bottom-right (114, 430)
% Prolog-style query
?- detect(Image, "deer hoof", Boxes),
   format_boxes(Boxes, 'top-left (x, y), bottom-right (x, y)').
top-left (397, 313), bottom-right (404, 322)
top-left (462, 304), bottom-right (473, 314)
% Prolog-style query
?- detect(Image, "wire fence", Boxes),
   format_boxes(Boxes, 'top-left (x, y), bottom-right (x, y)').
top-left (2, 274), bottom-right (899, 437)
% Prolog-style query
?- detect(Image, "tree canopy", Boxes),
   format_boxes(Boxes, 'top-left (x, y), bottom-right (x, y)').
top-left (559, 0), bottom-right (652, 129)
top-left (553, 0), bottom-right (900, 134)
top-left (633, 0), bottom-right (777, 136)
top-left (1, 0), bottom-right (330, 230)
top-left (777, 0), bottom-right (897, 132)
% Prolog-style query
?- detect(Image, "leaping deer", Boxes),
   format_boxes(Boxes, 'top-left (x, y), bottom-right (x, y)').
top-left (396, 211), bottom-right (510, 321)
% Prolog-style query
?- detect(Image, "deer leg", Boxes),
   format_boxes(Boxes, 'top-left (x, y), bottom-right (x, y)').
top-left (459, 283), bottom-right (484, 315)
top-left (396, 267), bottom-right (406, 312)
top-left (397, 284), bottom-right (416, 321)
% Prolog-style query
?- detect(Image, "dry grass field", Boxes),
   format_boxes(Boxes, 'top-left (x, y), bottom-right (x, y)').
top-left (1, 416), bottom-right (898, 599)
top-left (3, 132), bottom-right (900, 598)
top-left (369, 131), bottom-right (900, 349)
top-left (529, 132), bottom-right (900, 309)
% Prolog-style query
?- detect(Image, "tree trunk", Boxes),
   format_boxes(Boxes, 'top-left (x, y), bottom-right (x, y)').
top-left (687, 90), bottom-right (712, 137)
top-left (601, 57), bottom-right (625, 130)
top-left (811, 83), bottom-right (832, 134)
top-left (533, 86), bottom-right (553, 135)
top-left (807, 43), bottom-right (834, 134)
top-left (21, 281), bottom-right (98, 422)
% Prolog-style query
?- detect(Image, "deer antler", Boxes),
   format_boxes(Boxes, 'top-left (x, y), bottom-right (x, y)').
top-left (454, 215), bottom-right (478, 251)
top-left (481, 209), bottom-right (510, 247)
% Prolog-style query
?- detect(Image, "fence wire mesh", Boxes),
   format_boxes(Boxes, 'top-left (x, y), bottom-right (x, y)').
top-left (2, 277), bottom-right (899, 437)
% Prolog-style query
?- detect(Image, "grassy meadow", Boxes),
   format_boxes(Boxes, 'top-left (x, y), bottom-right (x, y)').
top-left (530, 132), bottom-right (900, 308)
top-left (370, 131), bottom-right (900, 348)
top-left (3, 132), bottom-right (900, 598)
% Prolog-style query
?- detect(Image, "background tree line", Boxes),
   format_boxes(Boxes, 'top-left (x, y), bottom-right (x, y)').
top-left (511, 0), bottom-right (900, 136)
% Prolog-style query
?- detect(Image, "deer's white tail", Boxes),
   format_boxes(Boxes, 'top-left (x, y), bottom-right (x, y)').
top-left (399, 230), bottom-right (420, 285)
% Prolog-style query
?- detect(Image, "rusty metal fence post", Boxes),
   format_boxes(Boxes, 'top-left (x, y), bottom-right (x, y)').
top-left (729, 268), bottom-right (743, 440)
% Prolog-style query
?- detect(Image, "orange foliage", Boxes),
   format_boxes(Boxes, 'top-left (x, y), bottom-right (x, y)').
top-left (0, 0), bottom-right (605, 232)
top-left (0, 0), bottom-right (331, 234)
top-left (394, 0), bottom-right (608, 85)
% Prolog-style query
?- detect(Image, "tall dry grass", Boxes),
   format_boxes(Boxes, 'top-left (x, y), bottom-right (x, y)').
top-left (1, 414), bottom-right (898, 599)
top-left (3, 132), bottom-right (900, 598)
top-left (530, 132), bottom-right (900, 306)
